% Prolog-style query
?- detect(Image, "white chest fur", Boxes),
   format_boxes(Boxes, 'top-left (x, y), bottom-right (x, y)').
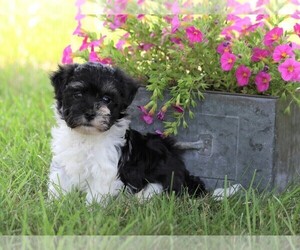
top-left (49, 118), bottom-right (129, 203)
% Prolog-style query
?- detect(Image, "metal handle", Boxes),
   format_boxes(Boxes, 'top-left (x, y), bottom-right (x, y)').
top-left (175, 134), bottom-right (213, 156)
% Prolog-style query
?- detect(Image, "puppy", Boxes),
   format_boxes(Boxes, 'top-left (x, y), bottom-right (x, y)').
top-left (48, 62), bottom-right (207, 204)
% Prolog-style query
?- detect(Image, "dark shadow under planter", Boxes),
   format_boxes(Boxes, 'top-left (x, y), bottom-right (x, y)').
top-left (128, 88), bottom-right (300, 192)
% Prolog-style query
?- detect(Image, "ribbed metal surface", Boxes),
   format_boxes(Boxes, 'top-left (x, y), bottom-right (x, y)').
top-left (128, 88), bottom-right (300, 191)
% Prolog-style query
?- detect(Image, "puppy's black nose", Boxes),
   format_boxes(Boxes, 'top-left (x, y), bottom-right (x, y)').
top-left (84, 110), bottom-right (96, 121)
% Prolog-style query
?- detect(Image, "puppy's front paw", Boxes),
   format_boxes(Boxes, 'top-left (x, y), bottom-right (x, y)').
top-left (135, 183), bottom-right (163, 202)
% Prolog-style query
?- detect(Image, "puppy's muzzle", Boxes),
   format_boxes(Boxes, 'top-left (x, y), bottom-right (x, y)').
top-left (84, 109), bottom-right (96, 121)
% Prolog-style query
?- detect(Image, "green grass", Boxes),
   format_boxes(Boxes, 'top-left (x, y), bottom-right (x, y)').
top-left (0, 0), bottom-right (300, 236)
top-left (0, 66), bottom-right (299, 235)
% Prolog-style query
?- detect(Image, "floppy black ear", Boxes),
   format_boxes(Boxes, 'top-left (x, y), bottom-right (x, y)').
top-left (114, 68), bottom-right (140, 109)
top-left (50, 64), bottom-right (78, 109)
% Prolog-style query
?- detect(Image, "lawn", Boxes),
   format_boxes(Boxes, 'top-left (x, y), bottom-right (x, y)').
top-left (0, 0), bottom-right (300, 236)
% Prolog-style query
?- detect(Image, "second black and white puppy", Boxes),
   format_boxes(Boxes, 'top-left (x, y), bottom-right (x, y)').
top-left (48, 62), bottom-right (207, 203)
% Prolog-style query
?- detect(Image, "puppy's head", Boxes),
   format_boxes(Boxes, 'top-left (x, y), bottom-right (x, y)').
top-left (50, 62), bottom-right (139, 133)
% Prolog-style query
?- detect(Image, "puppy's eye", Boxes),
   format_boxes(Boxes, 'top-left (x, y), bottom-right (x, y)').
top-left (101, 95), bottom-right (111, 104)
top-left (73, 93), bottom-right (83, 99)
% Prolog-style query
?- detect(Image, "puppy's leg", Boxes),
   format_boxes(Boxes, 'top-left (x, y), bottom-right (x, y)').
top-left (135, 183), bottom-right (163, 201)
top-left (85, 178), bottom-right (124, 205)
top-left (48, 161), bottom-right (73, 199)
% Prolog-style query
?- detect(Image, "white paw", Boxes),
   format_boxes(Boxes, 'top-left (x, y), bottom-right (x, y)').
top-left (212, 184), bottom-right (242, 201)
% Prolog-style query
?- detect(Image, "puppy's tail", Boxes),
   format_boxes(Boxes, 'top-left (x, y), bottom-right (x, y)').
top-left (185, 172), bottom-right (242, 200)
top-left (184, 172), bottom-right (207, 197)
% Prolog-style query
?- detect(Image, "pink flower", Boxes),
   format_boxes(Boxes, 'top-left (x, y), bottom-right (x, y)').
top-left (88, 46), bottom-right (112, 65)
top-left (231, 17), bottom-right (252, 34)
top-left (157, 110), bottom-right (165, 120)
top-left (171, 16), bottom-right (180, 33)
top-left (138, 43), bottom-right (154, 51)
top-left (263, 27), bottom-right (283, 46)
top-left (217, 41), bottom-right (231, 55)
top-left (116, 40), bottom-right (126, 50)
top-left (79, 36), bottom-right (89, 51)
top-left (75, 9), bottom-right (85, 22)
top-left (291, 10), bottom-right (300, 19)
top-left (155, 130), bottom-right (165, 137)
top-left (109, 14), bottom-right (128, 30)
top-left (72, 22), bottom-right (85, 36)
top-left (173, 105), bottom-right (184, 113)
top-left (294, 23), bottom-right (300, 37)
top-left (170, 37), bottom-right (184, 49)
top-left (256, 0), bottom-right (270, 7)
top-left (220, 52), bottom-right (236, 71)
top-left (137, 14), bottom-right (145, 20)
top-left (278, 58), bottom-right (300, 81)
top-left (99, 58), bottom-right (113, 65)
top-left (272, 44), bottom-right (294, 62)
top-left (89, 50), bottom-right (101, 62)
top-left (62, 45), bottom-right (73, 64)
top-left (255, 71), bottom-right (271, 92)
top-left (186, 26), bottom-right (203, 43)
top-left (165, 1), bottom-right (180, 14)
top-left (75, 0), bottom-right (85, 7)
top-left (157, 106), bottom-right (167, 120)
top-left (256, 14), bottom-right (269, 21)
top-left (235, 65), bottom-right (251, 86)
top-left (251, 48), bottom-right (270, 62)
top-left (138, 106), bottom-right (153, 124)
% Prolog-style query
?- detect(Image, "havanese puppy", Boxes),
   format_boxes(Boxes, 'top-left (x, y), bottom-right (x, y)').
top-left (48, 62), bottom-right (238, 204)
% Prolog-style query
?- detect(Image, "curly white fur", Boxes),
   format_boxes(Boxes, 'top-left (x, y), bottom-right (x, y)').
top-left (48, 114), bottom-right (130, 204)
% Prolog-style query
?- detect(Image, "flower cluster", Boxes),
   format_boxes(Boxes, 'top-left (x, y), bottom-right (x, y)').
top-left (64, 0), bottom-right (300, 135)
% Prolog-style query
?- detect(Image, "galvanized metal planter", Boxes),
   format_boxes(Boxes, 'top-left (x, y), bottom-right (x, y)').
top-left (128, 88), bottom-right (300, 191)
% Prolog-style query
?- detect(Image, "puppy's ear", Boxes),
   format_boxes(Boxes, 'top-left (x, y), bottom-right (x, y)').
top-left (115, 68), bottom-right (140, 109)
top-left (50, 64), bottom-right (79, 100)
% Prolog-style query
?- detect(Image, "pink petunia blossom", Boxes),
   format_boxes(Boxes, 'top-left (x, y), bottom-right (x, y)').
top-left (256, 0), bottom-right (270, 7)
top-left (75, 0), bottom-right (85, 7)
top-left (62, 45), bottom-right (73, 64)
top-left (170, 37), bottom-right (184, 49)
top-left (255, 71), bottom-right (271, 92)
top-left (165, 1), bottom-right (181, 14)
top-left (235, 65), bottom-right (251, 86)
top-left (155, 130), bottom-right (165, 137)
top-left (221, 26), bottom-right (235, 39)
top-left (72, 22), bottom-right (85, 36)
top-left (116, 39), bottom-right (126, 50)
top-left (138, 43), bottom-right (154, 51)
top-left (171, 15), bottom-right (180, 33)
top-left (272, 44), bottom-right (294, 62)
top-left (231, 17), bottom-right (252, 34)
top-left (109, 14), bottom-right (128, 30)
top-left (79, 36), bottom-right (89, 51)
top-left (217, 41), bottom-right (231, 55)
top-left (228, 0), bottom-right (252, 15)
top-left (186, 26), bottom-right (203, 43)
top-left (89, 50), bottom-right (101, 62)
top-left (137, 14), bottom-right (145, 20)
top-left (157, 111), bottom-right (165, 120)
top-left (294, 23), bottom-right (300, 37)
top-left (88, 46), bottom-right (112, 65)
top-left (291, 10), bottom-right (300, 19)
top-left (251, 47), bottom-right (270, 62)
top-left (173, 104), bottom-right (184, 113)
top-left (256, 14), bottom-right (269, 21)
top-left (264, 27), bottom-right (283, 46)
top-left (137, 0), bottom-right (145, 5)
top-left (75, 9), bottom-right (85, 21)
top-left (278, 58), bottom-right (300, 81)
top-left (100, 58), bottom-right (113, 65)
top-left (220, 52), bottom-right (236, 71)
top-left (138, 106), bottom-right (154, 124)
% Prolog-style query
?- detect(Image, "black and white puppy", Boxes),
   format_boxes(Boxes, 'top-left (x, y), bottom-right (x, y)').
top-left (48, 62), bottom-right (207, 203)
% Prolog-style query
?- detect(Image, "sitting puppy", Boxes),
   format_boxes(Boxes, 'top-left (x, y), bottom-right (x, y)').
top-left (48, 62), bottom-right (207, 203)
